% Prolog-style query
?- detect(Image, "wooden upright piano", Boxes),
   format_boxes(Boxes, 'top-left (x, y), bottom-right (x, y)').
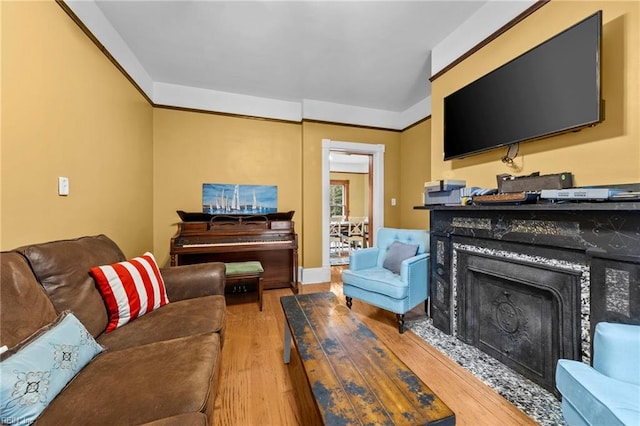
top-left (170, 211), bottom-right (298, 293)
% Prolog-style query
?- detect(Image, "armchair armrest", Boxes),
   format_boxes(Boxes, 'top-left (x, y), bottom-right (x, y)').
top-left (401, 254), bottom-right (429, 306)
top-left (400, 253), bottom-right (429, 281)
top-left (349, 247), bottom-right (379, 271)
top-left (160, 262), bottom-right (226, 302)
top-left (594, 322), bottom-right (640, 385)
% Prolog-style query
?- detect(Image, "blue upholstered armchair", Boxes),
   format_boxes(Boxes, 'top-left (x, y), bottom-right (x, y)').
top-left (556, 322), bottom-right (640, 426)
top-left (341, 227), bottom-right (429, 333)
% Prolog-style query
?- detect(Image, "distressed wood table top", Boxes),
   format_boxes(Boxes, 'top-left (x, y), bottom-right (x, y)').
top-left (281, 292), bottom-right (456, 425)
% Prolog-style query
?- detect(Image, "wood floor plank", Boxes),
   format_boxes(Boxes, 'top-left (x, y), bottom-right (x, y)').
top-left (213, 266), bottom-right (538, 425)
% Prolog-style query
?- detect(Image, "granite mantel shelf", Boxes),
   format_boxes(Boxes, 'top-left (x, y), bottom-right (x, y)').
top-left (415, 201), bottom-right (640, 261)
top-left (414, 201), bottom-right (640, 212)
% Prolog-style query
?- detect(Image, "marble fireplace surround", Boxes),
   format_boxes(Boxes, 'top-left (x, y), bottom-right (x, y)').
top-left (424, 202), bottom-right (640, 394)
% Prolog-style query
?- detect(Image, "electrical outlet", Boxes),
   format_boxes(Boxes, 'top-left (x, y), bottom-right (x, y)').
top-left (391, 198), bottom-right (396, 206)
top-left (58, 177), bottom-right (69, 196)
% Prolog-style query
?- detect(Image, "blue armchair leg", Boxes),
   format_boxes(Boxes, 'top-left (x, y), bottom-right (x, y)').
top-left (396, 314), bottom-right (405, 334)
top-left (346, 296), bottom-right (352, 309)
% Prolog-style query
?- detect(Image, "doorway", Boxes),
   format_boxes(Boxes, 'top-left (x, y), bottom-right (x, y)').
top-left (322, 140), bottom-right (384, 272)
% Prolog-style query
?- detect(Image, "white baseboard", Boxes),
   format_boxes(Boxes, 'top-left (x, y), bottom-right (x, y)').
top-left (299, 266), bottom-right (331, 284)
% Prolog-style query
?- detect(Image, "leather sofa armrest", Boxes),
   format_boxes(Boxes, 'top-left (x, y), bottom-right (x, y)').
top-left (160, 262), bottom-right (226, 301)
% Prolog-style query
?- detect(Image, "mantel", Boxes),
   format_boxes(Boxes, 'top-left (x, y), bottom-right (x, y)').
top-left (421, 202), bottom-right (640, 260)
top-left (423, 203), bottom-right (640, 391)
top-left (414, 201), bottom-right (640, 212)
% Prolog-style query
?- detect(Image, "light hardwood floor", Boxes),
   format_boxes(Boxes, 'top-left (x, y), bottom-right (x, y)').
top-left (213, 266), bottom-right (537, 425)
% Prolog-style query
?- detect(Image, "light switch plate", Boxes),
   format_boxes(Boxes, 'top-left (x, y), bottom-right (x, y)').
top-left (58, 177), bottom-right (69, 196)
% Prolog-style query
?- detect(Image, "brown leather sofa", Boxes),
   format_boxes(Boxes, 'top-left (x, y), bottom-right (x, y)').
top-left (0, 235), bottom-right (226, 425)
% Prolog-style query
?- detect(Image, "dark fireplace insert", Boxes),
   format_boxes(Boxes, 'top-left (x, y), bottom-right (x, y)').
top-left (455, 247), bottom-right (582, 393)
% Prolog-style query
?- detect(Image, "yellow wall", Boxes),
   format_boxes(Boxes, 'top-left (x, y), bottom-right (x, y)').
top-left (330, 172), bottom-right (368, 218)
top-left (153, 115), bottom-right (404, 270)
top-left (400, 119), bottom-right (431, 230)
top-left (302, 122), bottom-right (401, 268)
top-left (432, 1), bottom-right (640, 187)
top-left (9, 1), bottom-right (633, 276)
top-left (152, 109), bottom-right (302, 266)
top-left (1, 1), bottom-right (153, 256)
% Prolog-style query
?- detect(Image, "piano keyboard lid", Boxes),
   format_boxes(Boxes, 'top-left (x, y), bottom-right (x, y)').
top-left (177, 210), bottom-right (295, 222)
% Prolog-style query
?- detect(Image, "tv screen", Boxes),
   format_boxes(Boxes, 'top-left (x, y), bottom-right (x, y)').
top-left (443, 11), bottom-right (602, 161)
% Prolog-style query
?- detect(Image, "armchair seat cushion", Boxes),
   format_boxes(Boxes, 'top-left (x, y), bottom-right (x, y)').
top-left (556, 359), bottom-right (640, 426)
top-left (342, 267), bottom-right (408, 300)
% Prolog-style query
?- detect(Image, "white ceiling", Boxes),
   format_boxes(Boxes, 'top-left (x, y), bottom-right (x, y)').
top-left (330, 152), bottom-right (369, 173)
top-left (67, 1), bottom-right (536, 128)
top-left (94, 0), bottom-right (486, 112)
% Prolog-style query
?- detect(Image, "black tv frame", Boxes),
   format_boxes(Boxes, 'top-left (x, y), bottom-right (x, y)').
top-left (443, 11), bottom-right (603, 161)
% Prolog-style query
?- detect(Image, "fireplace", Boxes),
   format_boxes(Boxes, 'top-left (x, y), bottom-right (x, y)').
top-left (422, 202), bottom-right (640, 395)
top-left (454, 243), bottom-right (583, 392)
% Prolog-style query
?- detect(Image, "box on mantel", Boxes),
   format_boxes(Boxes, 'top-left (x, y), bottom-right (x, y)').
top-left (424, 180), bottom-right (466, 205)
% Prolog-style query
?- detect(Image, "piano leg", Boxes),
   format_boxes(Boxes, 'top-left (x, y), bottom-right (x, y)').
top-left (292, 246), bottom-right (299, 294)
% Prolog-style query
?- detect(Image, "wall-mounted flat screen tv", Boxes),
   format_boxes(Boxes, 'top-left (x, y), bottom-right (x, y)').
top-left (443, 11), bottom-right (602, 161)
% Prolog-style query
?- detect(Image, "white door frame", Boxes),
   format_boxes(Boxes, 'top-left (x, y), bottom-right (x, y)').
top-left (322, 139), bottom-right (385, 273)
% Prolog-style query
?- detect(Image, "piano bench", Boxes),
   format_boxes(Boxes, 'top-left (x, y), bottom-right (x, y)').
top-left (224, 261), bottom-right (264, 311)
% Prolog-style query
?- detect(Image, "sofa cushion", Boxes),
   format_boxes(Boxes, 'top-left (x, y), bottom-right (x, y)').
top-left (382, 241), bottom-right (418, 274)
top-left (97, 295), bottom-right (226, 351)
top-left (0, 311), bottom-right (104, 425)
top-left (90, 252), bottom-right (169, 333)
top-left (17, 235), bottom-right (126, 337)
top-left (341, 267), bottom-right (408, 299)
top-left (0, 252), bottom-right (58, 348)
top-left (35, 333), bottom-right (221, 425)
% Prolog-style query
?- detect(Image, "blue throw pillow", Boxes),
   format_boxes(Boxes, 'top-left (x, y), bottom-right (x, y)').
top-left (382, 241), bottom-right (419, 274)
top-left (0, 311), bottom-right (104, 424)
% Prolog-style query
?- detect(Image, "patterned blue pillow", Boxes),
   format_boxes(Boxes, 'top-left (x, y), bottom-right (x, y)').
top-left (0, 311), bottom-right (104, 424)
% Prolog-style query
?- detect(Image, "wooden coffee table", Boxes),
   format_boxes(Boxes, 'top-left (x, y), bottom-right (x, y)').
top-left (281, 291), bottom-right (455, 425)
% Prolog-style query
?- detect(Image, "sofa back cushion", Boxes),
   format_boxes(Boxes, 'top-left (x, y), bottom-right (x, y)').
top-left (0, 252), bottom-right (58, 348)
top-left (17, 235), bottom-right (126, 338)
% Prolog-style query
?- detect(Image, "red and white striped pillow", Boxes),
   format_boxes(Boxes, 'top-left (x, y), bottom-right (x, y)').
top-left (90, 252), bottom-right (169, 333)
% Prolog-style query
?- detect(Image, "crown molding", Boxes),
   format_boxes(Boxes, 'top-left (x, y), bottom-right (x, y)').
top-left (154, 82), bottom-right (302, 122)
top-left (431, 0), bottom-right (545, 80)
top-left (302, 99), bottom-right (404, 130)
top-left (63, 0), bottom-right (154, 98)
top-left (60, 0), bottom-right (429, 130)
top-left (61, 0), bottom-right (540, 131)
